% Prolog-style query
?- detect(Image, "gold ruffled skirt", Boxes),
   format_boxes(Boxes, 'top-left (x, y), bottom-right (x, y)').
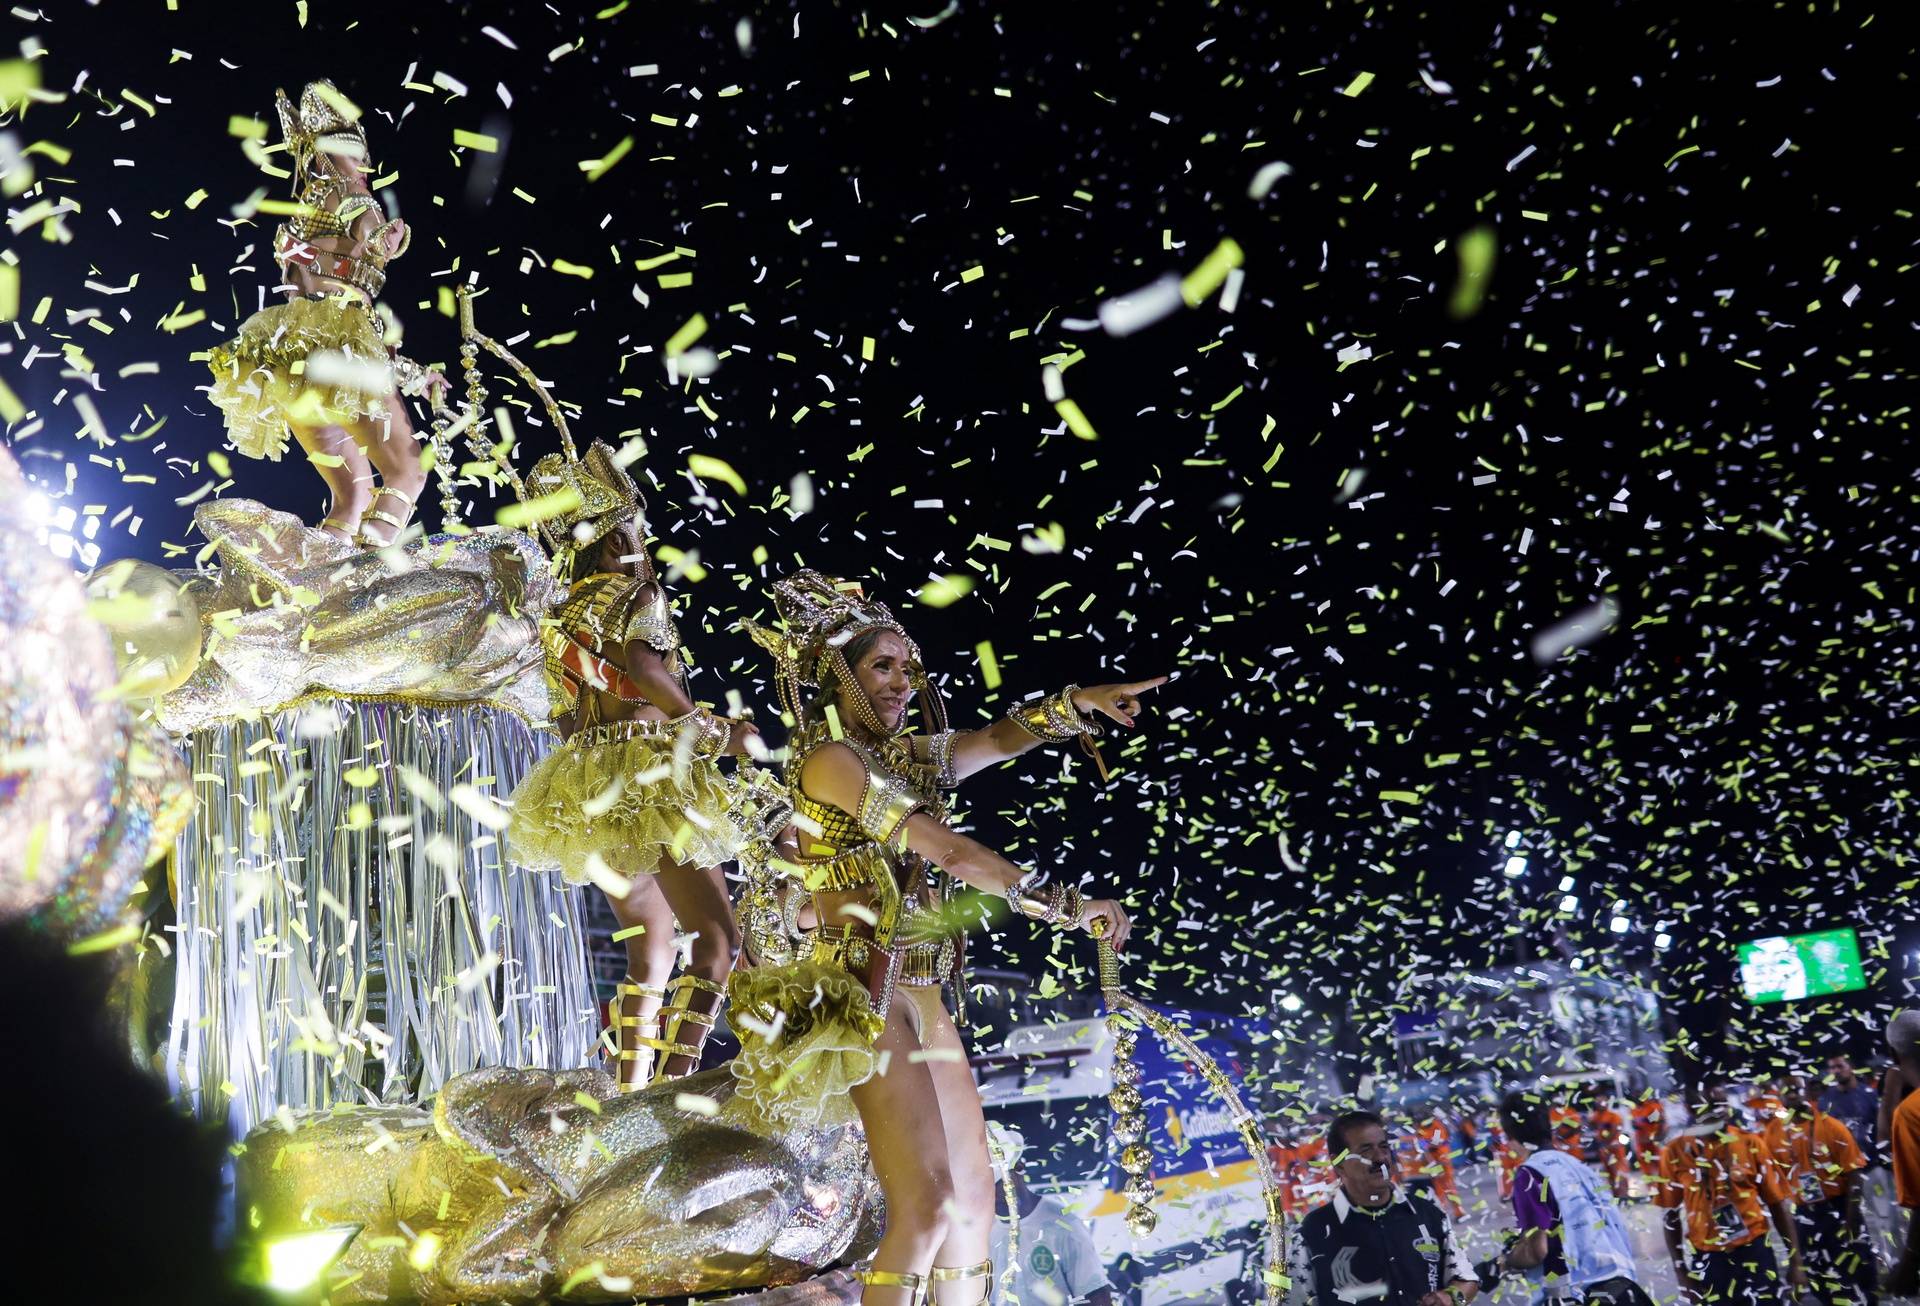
top-left (506, 723), bottom-right (744, 882)
top-left (206, 295), bottom-right (394, 460)
top-left (728, 957), bottom-right (885, 1127)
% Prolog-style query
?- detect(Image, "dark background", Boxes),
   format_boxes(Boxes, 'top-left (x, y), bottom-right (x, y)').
top-left (6, 0), bottom-right (1914, 1092)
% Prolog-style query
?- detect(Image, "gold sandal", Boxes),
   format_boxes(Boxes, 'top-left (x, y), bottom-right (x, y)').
top-left (355, 481), bottom-right (419, 547)
top-left (649, 973), bottom-right (727, 1083)
top-left (857, 1269), bottom-right (929, 1306)
top-left (929, 1261), bottom-right (993, 1306)
top-left (611, 979), bottom-right (667, 1092)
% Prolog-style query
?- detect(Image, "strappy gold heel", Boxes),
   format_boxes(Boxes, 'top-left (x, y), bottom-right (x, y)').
top-left (355, 481), bottom-right (418, 547)
top-left (612, 979), bottom-right (666, 1092)
top-left (649, 973), bottom-right (727, 1083)
top-left (857, 1269), bottom-right (929, 1306)
top-left (318, 513), bottom-right (360, 540)
top-left (929, 1261), bottom-right (993, 1306)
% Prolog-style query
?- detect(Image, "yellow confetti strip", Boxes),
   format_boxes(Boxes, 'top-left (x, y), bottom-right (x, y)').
top-left (452, 129), bottom-right (499, 152)
top-left (687, 453), bottom-right (745, 494)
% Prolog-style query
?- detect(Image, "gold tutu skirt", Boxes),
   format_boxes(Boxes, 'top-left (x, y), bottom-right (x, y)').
top-left (506, 722), bottom-right (744, 882)
top-left (728, 957), bottom-right (885, 1127)
top-left (206, 295), bottom-right (394, 460)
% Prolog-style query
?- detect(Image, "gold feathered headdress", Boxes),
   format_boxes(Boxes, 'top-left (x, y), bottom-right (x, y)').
top-left (741, 570), bottom-right (946, 734)
top-left (275, 79), bottom-right (371, 178)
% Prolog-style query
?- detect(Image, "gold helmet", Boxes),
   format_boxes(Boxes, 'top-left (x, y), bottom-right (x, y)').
top-left (275, 79), bottom-right (371, 177)
top-left (524, 440), bottom-right (644, 560)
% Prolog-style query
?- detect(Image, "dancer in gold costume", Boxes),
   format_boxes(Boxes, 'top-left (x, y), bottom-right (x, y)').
top-left (501, 422), bottom-right (761, 1089)
top-left (206, 80), bottom-right (438, 546)
top-left (734, 571), bottom-right (1164, 1306)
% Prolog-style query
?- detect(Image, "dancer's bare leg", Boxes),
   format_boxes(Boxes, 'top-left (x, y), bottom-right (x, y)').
top-left (651, 857), bottom-right (742, 1079)
top-left (605, 874), bottom-right (675, 1088)
top-left (347, 392), bottom-right (427, 546)
top-left (291, 421), bottom-right (374, 541)
top-left (912, 987), bottom-right (997, 1305)
top-left (850, 1000), bottom-right (954, 1304)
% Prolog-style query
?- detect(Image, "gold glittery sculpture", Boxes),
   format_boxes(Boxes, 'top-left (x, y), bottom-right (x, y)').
top-left (1091, 919), bottom-right (1289, 1305)
top-left (237, 1065), bottom-right (881, 1305)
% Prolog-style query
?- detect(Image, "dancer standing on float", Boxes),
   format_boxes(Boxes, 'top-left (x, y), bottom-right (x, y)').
top-left (500, 425), bottom-right (762, 1088)
top-left (206, 79), bottom-right (439, 546)
top-left (734, 571), bottom-right (1163, 1306)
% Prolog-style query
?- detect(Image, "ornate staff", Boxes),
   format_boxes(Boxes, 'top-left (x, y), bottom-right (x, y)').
top-left (1092, 919), bottom-right (1288, 1306)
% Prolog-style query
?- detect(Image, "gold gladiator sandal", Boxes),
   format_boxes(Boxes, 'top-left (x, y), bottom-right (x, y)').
top-left (318, 512), bottom-right (361, 540)
top-left (857, 1269), bottom-right (929, 1306)
top-left (929, 1260), bottom-right (993, 1306)
top-left (649, 973), bottom-right (727, 1083)
top-left (611, 979), bottom-right (666, 1092)
top-left (355, 482), bottom-right (418, 547)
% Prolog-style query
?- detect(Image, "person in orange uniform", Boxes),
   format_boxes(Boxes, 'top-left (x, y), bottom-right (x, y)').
top-left (1588, 1092), bottom-right (1633, 1201)
top-left (1658, 1081), bottom-right (1806, 1306)
top-left (1632, 1091), bottom-right (1667, 1178)
top-left (1420, 1110), bottom-right (1466, 1218)
top-left (1885, 1011), bottom-right (1920, 1298)
top-left (1769, 1073), bottom-right (1874, 1306)
top-left (1551, 1100), bottom-right (1585, 1156)
top-left (1493, 1118), bottom-right (1527, 1201)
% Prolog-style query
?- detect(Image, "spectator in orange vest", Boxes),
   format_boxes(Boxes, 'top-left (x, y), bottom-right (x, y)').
top-left (1768, 1072), bottom-right (1874, 1306)
top-left (1657, 1080), bottom-right (1806, 1306)
top-left (1587, 1092), bottom-right (1632, 1201)
top-left (1552, 1101), bottom-right (1585, 1156)
top-left (1490, 1117), bottom-right (1526, 1200)
top-left (1420, 1110), bottom-right (1466, 1218)
top-left (1632, 1092), bottom-right (1667, 1178)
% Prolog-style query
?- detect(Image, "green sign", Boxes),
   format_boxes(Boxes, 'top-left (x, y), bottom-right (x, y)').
top-left (1737, 928), bottom-right (1866, 1004)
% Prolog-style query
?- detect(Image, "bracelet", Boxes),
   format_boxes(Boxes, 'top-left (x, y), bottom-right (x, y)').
top-left (1004, 868), bottom-right (1045, 914)
top-left (1005, 685), bottom-right (1104, 743)
top-left (1016, 881), bottom-right (1085, 929)
top-left (671, 709), bottom-right (731, 759)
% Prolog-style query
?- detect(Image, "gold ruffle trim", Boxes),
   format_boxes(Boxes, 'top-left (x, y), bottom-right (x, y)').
top-left (506, 731), bottom-right (743, 881)
top-left (727, 958), bottom-right (884, 1127)
top-left (206, 296), bottom-right (394, 461)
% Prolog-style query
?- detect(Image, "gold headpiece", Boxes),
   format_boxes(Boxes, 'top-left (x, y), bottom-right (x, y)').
top-left (275, 79), bottom-right (371, 178)
top-left (741, 570), bottom-right (946, 735)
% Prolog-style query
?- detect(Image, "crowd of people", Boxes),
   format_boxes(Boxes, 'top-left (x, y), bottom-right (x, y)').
top-left (1275, 1018), bottom-right (1920, 1306)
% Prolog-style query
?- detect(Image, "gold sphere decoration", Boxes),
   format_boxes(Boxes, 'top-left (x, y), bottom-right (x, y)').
top-left (1113, 1113), bottom-right (1146, 1145)
top-left (1125, 1203), bottom-right (1159, 1237)
top-left (1120, 1143), bottom-right (1154, 1175)
top-left (1110, 1056), bottom-right (1142, 1085)
top-left (84, 559), bottom-right (201, 700)
top-left (1108, 1084), bottom-right (1142, 1116)
top-left (1124, 1175), bottom-right (1155, 1205)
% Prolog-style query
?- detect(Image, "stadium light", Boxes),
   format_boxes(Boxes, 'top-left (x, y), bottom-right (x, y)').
top-left (1655, 932), bottom-right (1673, 950)
top-left (1559, 894), bottom-right (1578, 913)
top-left (1609, 916), bottom-right (1630, 934)
top-left (1504, 830), bottom-right (1522, 848)
top-left (1504, 855), bottom-right (1528, 877)
top-left (1558, 875), bottom-right (1575, 892)
top-left (1279, 994), bottom-right (1303, 1012)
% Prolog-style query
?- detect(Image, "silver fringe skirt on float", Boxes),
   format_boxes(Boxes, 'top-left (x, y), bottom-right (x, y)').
top-left (165, 698), bottom-right (598, 1137)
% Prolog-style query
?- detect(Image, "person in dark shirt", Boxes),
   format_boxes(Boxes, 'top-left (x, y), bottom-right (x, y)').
top-left (1822, 1054), bottom-right (1882, 1160)
top-left (1290, 1110), bottom-right (1479, 1306)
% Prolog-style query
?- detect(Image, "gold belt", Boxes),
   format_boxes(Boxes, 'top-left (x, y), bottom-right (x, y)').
top-left (574, 718), bottom-right (675, 747)
top-left (798, 845), bottom-right (892, 893)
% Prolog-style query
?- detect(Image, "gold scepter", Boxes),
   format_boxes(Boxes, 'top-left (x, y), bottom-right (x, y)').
top-left (1090, 917), bottom-right (1289, 1306)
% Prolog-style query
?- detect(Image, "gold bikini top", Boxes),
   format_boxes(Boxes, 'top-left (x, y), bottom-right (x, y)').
top-left (541, 571), bottom-right (685, 725)
top-left (275, 166), bottom-right (409, 299)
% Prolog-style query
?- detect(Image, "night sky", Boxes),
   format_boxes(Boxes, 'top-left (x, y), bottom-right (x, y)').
top-left (5, 0), bottom-right (1914, 1094)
